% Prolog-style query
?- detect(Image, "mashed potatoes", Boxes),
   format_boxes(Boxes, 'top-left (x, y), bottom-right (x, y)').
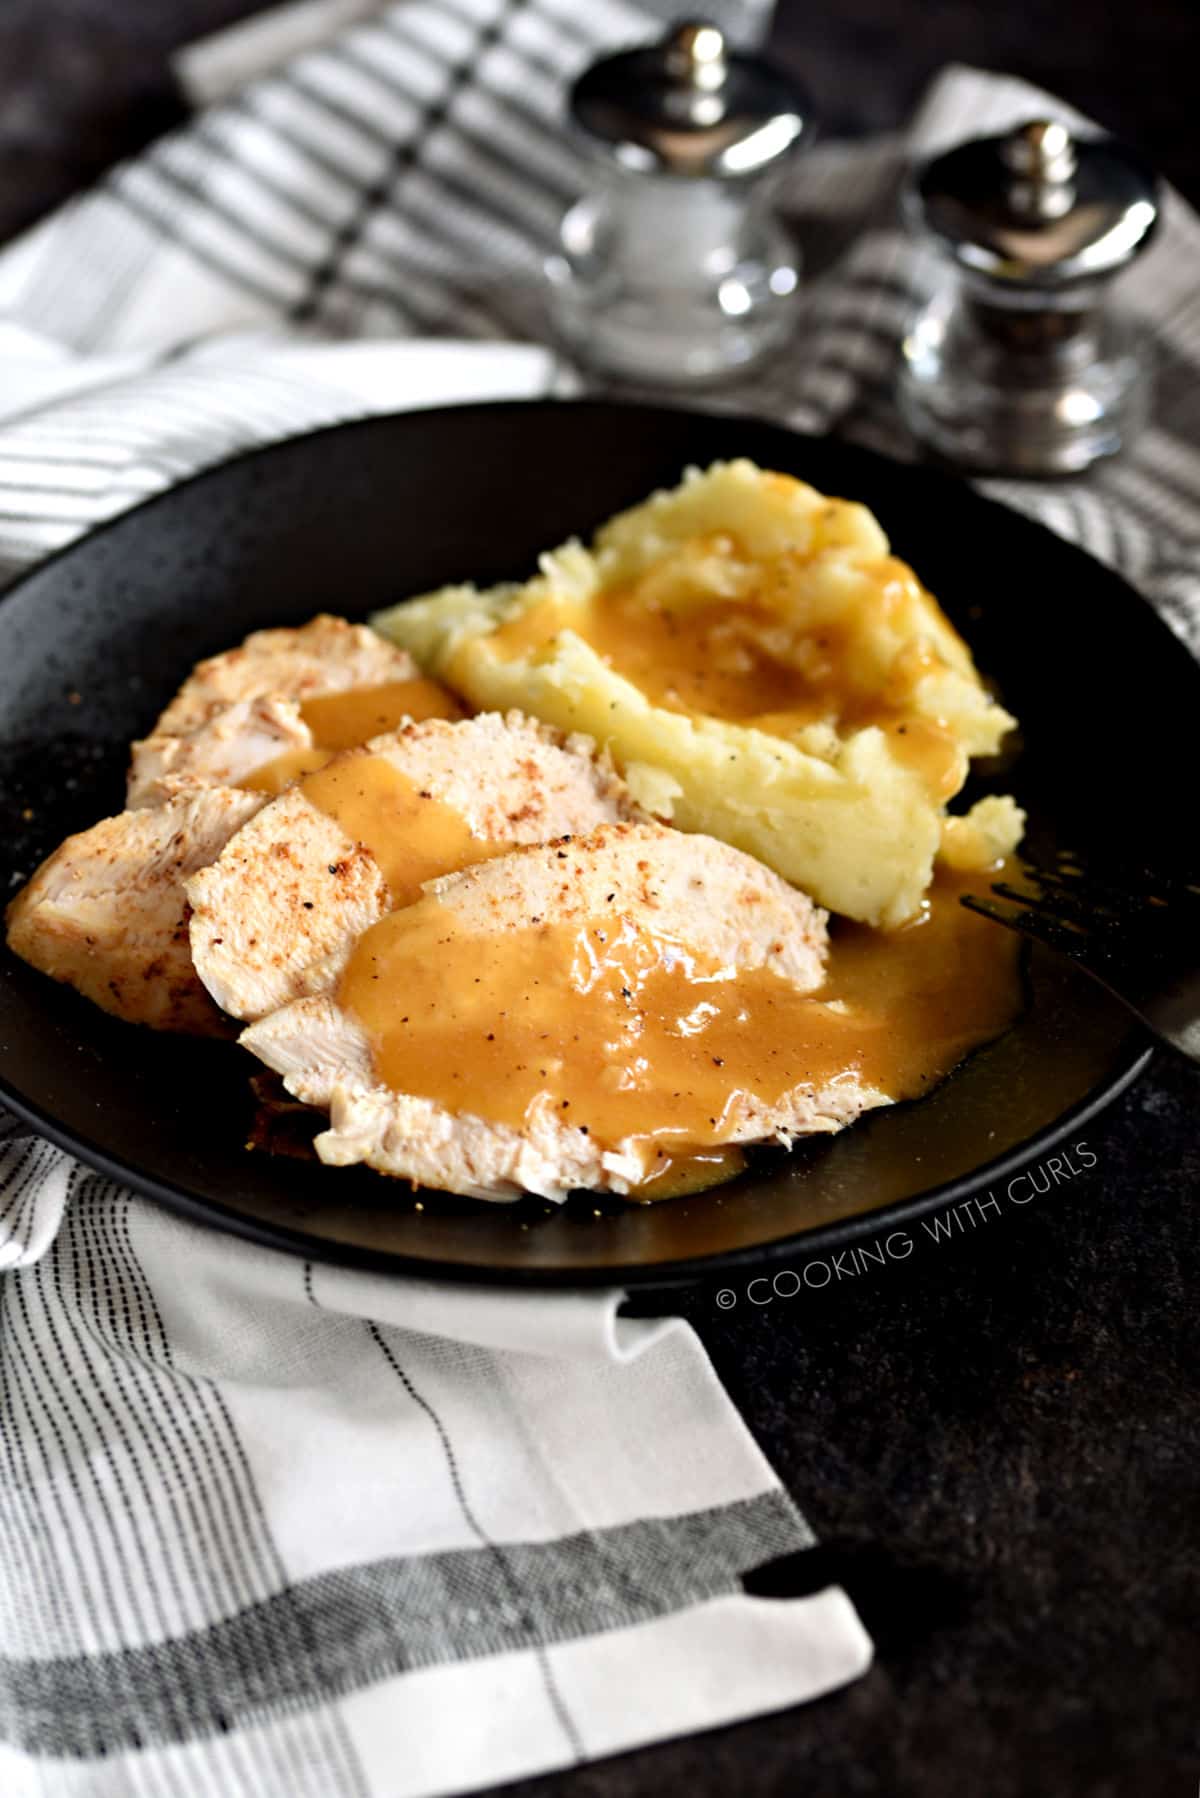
top-left (373, 462), bottom-right (1022, 925)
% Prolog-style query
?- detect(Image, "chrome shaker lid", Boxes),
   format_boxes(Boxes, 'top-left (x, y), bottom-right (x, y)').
top-left (909, 119), bottom-right (1159, 289)
top-left (569, 19), bottom-right (811, 178)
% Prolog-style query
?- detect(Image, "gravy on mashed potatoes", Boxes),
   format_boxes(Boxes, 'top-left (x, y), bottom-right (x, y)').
top-left (373, 460), bottom-right (1024, 927)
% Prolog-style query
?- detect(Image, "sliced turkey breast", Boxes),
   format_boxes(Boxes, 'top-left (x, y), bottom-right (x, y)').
top-left (240, 821), bottom-right (882, 1201)
top-left (148, 615), bottom-right (417, 739)
top-left (127, 615), bottom-right (433, 805)
top-left (186, 711), bottom-right (632, 1026)
top-left (316, 1067), bottom-right (879, 1203)
top-left (6, 786), bottom-right (265, 1033)
top-left (127, 695), bottom-right (311, 808)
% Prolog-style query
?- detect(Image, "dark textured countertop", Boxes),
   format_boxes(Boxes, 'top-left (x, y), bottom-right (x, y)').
top-left (1, 4), bottom-right (1198, 1795)
top-left (607, 1050), bottom-right (1200, 1798)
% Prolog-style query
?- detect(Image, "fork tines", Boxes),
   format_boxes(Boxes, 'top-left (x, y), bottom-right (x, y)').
top-left (960, 850), bottom-right (1200, 1062)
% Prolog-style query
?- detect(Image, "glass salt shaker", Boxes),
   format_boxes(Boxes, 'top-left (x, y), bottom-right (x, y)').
top-left (898, 119), bottom-right (1160, 476)
top-left (545, 20), bottom-right (812, 388)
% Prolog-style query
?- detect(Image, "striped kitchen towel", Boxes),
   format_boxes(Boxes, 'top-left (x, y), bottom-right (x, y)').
top-left (0, 1152), bottom-right (870, 1798)
top-left (0, 3), bottom-right (1197, 1792)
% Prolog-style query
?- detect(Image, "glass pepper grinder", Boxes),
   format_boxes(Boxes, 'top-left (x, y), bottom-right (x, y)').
top-left (898, 119), bottom-right (1160, 476)
top-left (545, 20), bottom-right (812, 388)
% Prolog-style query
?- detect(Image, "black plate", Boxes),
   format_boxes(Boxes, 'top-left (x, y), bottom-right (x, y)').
top-left (0, 400), bottom-right (1184, 1288)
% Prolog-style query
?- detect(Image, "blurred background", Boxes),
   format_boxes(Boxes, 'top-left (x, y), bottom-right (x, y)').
top-left (0, 0), bottom-right (1196, 248)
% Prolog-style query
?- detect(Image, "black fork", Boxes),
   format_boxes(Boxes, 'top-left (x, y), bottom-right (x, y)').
top-left (960, 856), bottom-right (1200, 1064)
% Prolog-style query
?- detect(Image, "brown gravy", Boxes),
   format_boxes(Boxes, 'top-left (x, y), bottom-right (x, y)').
top-left (301, 678), bottom-right (465, 747)
top-left (299, 753), bottom-right (511, 909)
top-left (244, 677), bottom-right (465, 794)
top-left (485, 582), bottom-right (963, 802)
top-left (339, 862), bottom-right (1021, 1197)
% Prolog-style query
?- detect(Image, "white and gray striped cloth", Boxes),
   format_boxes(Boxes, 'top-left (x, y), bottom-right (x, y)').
top-left (0, 0), bottom-right (1198, 1791)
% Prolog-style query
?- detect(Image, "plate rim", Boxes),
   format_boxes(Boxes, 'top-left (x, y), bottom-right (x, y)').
top-left (0, 396), bottom-right (1174, 1286)
top-left (0, 1039), bottom-right (1153, 1289)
